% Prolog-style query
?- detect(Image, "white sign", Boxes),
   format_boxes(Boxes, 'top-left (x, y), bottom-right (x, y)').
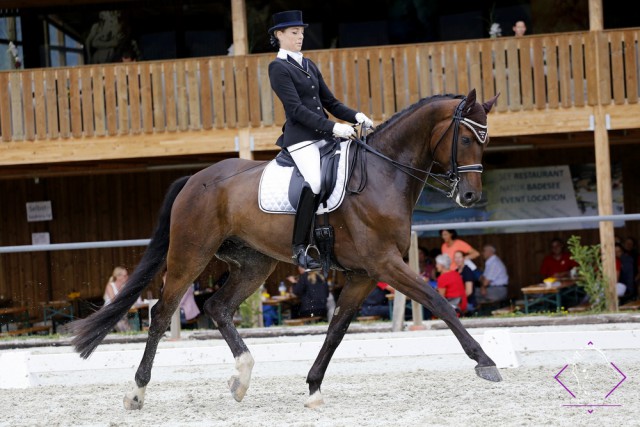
top-left (26, 201), bottom-right (52, 222)
top-left (31, 232), bottom-right (50, 245)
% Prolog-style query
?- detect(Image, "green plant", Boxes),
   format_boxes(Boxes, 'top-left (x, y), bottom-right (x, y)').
top-left (238, 290), bottom-right (263, 328)
top-left (567, 235), bottom-right (608, 312)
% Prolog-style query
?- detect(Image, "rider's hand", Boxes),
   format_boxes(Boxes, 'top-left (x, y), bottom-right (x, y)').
top-left (333, 122), bottom-right (356, 138)
top-left (355, 112), bottom-right (374, 128)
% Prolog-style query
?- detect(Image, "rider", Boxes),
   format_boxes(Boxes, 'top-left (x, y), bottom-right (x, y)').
top-left (268, 10), bottom-right (373, 270)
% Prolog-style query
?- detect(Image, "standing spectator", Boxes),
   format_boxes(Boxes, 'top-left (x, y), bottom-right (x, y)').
top-left (454, 251), bottom-right (477, 312)
top-left (478, 244), bottom-right (509, 303)
top-left (440, 229), bottom-right (480, 271)
top-left (513, 20), bottom-right (527, 37)
top-left (540, 238), bottom-right (578, 279)
top-left (435, 254), bottom-right (467, 313)
top-left (289, 266), bottom-right (329, 319)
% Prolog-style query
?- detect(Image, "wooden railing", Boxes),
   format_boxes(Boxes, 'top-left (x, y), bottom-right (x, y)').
top-left (0, 29), bottom-right (638, 144)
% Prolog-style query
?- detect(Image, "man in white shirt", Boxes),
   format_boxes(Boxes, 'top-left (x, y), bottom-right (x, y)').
top-left (479, 244), bottom-right (509, 303)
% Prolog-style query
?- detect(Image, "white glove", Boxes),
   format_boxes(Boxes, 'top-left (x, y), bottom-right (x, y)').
top-left (355, 112), bottom-right (374, 128)
top-left (333, 122), bottom-right (356, 138)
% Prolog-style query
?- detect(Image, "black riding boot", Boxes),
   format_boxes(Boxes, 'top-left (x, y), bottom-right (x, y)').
top-left (292, 186), bottom-right (322, 271)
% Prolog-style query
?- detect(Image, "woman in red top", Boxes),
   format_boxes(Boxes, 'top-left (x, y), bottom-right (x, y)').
top-left (435, 254), bottom-right (467, 312)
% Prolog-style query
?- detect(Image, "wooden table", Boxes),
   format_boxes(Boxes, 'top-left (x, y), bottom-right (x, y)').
top-left (263, 295), bottom-right (299, 325)
top-left (0, 306), bottom-right (30, 333)
top-left (40, 300), bottom-right (74, 332)
top-left (521, 280), bottom-right (579, 314)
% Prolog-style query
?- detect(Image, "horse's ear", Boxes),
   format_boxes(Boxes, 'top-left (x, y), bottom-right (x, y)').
top-left (483, 92), bottom-right (500, 113)
top-left (466, 89), bottom-right (477, 106)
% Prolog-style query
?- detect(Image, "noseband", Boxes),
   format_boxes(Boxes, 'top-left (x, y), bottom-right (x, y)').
top-left (425, 97), bottom-right (486, 198)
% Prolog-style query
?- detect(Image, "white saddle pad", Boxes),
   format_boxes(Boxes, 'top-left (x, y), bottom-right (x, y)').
top-left (259, 140), bottom-right (353, 214)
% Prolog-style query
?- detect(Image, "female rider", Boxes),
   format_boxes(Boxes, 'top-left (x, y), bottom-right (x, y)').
top-left (268, 10), bottom-right (373, 270)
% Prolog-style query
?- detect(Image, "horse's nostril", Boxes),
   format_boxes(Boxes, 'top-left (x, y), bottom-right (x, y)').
top-left (464, 192), bottom-right (475, 201)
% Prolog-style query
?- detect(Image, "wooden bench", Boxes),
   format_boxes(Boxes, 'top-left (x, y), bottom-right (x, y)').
top-left (356, 315), bottom-right (381, 323)
top-left (620, 300), bottom-right (640, 311)
top-left (283, 317), bottom-right (321, 326)
top-left (1, 325), bottom-right (51, 337)
top-left (567, 302), bottom-right (591, 313)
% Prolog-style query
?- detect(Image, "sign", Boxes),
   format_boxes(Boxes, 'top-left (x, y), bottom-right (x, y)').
top-left (412, 164), bottom-right (624, 235)
top-left (31, 232), bottom-right (50, 245)
top-left (26, 201), bottom-right (53, 222)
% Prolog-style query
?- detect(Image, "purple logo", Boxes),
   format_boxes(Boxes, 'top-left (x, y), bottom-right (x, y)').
top-left (554, 340), bottom-right (627, 413)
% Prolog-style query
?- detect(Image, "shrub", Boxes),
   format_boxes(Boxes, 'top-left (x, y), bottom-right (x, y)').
top-left (567, 235), bottom-right (608, 312)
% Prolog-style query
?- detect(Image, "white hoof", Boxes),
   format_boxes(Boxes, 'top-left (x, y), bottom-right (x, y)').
top-left (228, 352), bottom-right (254, 402)
top-left (304, 390), bottom-right (324, 408)
top-left (123, 386), bottom-right (146, 410)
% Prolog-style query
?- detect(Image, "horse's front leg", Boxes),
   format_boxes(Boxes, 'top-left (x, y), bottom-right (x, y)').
top-left (305, 274), bottom-right (374, 408)
top-left (379, 256), bottom-right (502, 382)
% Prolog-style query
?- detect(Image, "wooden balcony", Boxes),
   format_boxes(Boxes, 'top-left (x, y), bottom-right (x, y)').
top-left (1, 28), bottom-right (639, 167)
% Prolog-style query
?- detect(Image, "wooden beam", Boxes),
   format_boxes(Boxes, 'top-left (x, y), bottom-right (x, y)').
top-left (589, 0), bottom-right (603, 31)
top-left (231, 0), bottom-right (248, 56)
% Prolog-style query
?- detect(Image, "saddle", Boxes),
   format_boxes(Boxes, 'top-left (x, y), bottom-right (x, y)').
top-left (258, 138), bottom-right (353, 214)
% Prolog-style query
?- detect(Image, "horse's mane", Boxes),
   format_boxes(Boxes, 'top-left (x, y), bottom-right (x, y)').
top-left (369, 93), bottom-right (487, 141)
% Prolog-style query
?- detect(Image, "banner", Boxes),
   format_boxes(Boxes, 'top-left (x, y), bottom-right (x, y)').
top-left (412, 163), bottom-right (624, 236)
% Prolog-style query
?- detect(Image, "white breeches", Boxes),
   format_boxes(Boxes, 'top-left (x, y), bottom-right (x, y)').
top-left (287, 139), bottom-right (327, 194)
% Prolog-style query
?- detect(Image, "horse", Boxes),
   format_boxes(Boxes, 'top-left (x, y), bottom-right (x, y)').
top-left (71, 88), bottom-right (500, 410)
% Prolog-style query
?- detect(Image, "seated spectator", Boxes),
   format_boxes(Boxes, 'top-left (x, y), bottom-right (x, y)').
top-left (435, 254), bottom-right (467, 313)
top-left (360, 282), bottom-right (394, 319)
top-left (615, 243), bottom-right (634, 299)
top-left (478, 244), bottom-right (509, 304)
top-left (454, 251), bottom-right (477, 312)
top-left (540, 238), bottom-right (578, 279)
top-left (418, 247), bottom-right (436, 284)
top-left (162, 270), bottom-right (201, 327)
top-left (103, 266), bottom-right (131, 332)
top-left (289, 266), bottom-right (329, 319)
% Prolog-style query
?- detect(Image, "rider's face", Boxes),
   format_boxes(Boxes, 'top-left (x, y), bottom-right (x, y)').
top-left (276, 26), bottom-right (304, 52)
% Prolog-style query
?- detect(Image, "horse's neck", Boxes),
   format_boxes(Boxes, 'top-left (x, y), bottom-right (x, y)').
top-left (369, 108), bottom-right (434, 202)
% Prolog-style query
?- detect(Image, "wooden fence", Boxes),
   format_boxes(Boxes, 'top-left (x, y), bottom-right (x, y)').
top-left (1, 29), bottom-right (638, 145)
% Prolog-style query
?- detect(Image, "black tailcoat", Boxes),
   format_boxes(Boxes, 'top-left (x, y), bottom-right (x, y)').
top-left (269, 56), bottom-right (358, 148)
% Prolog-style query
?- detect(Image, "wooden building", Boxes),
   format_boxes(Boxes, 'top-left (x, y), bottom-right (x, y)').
top-left (0, 0), bottom-right (638, 314)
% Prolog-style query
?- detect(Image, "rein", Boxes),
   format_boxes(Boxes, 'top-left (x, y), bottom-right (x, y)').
top-left (348, 97), bottom-right (485, 198)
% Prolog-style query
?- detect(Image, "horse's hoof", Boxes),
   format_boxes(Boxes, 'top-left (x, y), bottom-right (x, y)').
top-left (123, 394), bottom-right (144, 410)
top-left (304, 390), bottom-right (324, 408)
top-left (228, 375), bottom-right (247, 402)
top-left (475, 365), bottom-right (503, 382)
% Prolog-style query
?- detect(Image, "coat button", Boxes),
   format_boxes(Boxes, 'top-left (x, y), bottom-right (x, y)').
top-left (313, 96), bottom-right (316, 99)
top-left (311, 85), bottom-right (315, 89)
top-left (316, 106), bottom-right (320, 110)
top-left (307, 76), bottom-right (310, 78)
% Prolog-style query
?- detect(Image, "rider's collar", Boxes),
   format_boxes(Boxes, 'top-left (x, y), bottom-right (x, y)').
top-left (277, 49), bottom-right (304, 66)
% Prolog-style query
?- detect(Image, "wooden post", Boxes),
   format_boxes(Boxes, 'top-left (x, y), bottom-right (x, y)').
top-left (408, 232), bottom-right (425, 329)
top-left (590, 0), bottom-right (617, 311)
top-left (231, 0), bottom-right (248, 56)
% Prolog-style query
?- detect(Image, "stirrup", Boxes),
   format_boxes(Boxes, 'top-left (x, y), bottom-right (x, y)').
top-left (293, 245), bottom-right (322, 271)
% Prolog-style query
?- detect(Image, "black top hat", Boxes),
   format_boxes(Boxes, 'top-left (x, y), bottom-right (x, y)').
top-left (268, 10), bottom-right (308, 35)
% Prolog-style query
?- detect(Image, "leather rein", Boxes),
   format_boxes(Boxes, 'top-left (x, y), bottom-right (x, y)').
top-left (347, 97), bottom-right (486, 199)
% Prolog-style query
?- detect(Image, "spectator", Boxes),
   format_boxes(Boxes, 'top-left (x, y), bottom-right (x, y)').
top-left (162, 270), bottom-right (200, 327)
top-left (103, 266), bottom-right (131, 332)
top-left (478, 244), bottom-right (509, 303)
top-left (418, 246), bottom-right (436, 284)
top-left (454, 251), bottom-right (477, 312)
top-left (440, 229), bottom-right (480, 271)
top-left (360, 282), bottom-right (394, 319)
top-left (615, 243), bottom-right (634, 299)
top-left (622, 237), bottom-right (639, 295)
top-left (289, 266), bottom-right (329, 319)
top-left (540, 238), bottom-right (578, 279)
top-left (513, 20), bottom-right (527, 37)
top-left (435, 254), bottom-right (467, 313)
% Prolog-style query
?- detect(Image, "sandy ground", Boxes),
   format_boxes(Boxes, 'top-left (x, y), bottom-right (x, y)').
top-left (1, 325), bottom-right (639, 427)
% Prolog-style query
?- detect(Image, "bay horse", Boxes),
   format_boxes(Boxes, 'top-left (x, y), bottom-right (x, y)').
top-left (71, 89), bottom-right (501, 410)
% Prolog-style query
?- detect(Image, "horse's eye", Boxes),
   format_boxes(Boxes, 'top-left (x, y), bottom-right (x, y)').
top-left (461, 136), bottom-right (471, 145)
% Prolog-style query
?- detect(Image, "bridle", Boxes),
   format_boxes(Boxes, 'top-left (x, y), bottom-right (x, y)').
top-left (348, 97), bottom-right (488, 199)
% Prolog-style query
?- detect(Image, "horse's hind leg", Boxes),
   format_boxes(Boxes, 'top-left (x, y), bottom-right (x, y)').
top-left (305, 274), bottom-right (374, 408)
top-left (203, 239), bottom-right (278, 402)
top-left (123, 252), bottom-right (215, 410)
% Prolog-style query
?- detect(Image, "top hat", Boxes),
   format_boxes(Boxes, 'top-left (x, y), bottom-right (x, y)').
top-left (268, 10), bottom-right (308, 34)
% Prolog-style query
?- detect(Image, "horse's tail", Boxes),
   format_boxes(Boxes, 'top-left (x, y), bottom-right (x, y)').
top-left (71, 175), bottom-right (191, 359)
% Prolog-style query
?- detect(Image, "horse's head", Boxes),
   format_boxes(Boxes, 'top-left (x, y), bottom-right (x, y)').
top-left (429, 89), bottom-right (499, 207)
